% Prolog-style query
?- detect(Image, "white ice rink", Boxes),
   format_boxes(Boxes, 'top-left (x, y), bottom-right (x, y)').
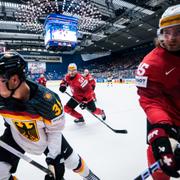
top-left (0, 83), bottom-right (152, 180)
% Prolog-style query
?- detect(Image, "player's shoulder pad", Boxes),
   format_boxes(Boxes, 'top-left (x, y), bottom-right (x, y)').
top-left (28, 80), bottom-right (63, 120)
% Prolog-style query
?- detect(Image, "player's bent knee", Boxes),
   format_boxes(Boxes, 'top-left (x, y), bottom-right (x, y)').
top-left (64, 105), bottom-right (73, 113)
top-left (88, 105), bottom-right (96, 112)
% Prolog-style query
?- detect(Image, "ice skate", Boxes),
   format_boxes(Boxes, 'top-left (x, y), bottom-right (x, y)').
top-left (74, 117), bottom-right (85, 125)
top-left (101, 110), bottom-right (106, 120)
top-left (83, 170), bottom-right (100, 180)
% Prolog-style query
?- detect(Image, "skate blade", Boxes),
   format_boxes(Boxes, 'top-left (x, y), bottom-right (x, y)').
top-left (75, 122), bottom-right (86, 126)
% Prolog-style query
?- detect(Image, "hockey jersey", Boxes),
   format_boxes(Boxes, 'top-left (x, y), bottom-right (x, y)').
top-left (136, 47), bottom-right (180, 126)
top-left (60, 73), bottom-right (94, 102)
top-left (0, 80), bottom-right (65, 159)
top-left (84, 73), bottom-right (96, 90)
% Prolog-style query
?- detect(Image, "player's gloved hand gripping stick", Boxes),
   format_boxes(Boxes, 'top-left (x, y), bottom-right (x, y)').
top-left (0, 140), bottom-right (65, 180)
top-left (134, 144), bottom-right (180, 180)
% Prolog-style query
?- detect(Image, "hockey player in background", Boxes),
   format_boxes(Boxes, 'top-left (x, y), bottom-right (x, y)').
top-left (37, 73), bottom-right (47, 87)
top-left (59, 63), bottom-right (106, 124)
top-left (107, 72), bottom-right (113, 87)
top-left (83, 69), bottom-right (97, 101)
top-left (136, 4), bottom-right (180, 180)
top-left (0, 52), bottom-right (100, 180)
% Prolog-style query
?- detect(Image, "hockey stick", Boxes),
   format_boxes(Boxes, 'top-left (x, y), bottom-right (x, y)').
top-left (65, 91), bottom-right (128, 134)
top-left (134, 160), bottom-right (162, 180)
top-left (0, 140), bottom-right (54, 178)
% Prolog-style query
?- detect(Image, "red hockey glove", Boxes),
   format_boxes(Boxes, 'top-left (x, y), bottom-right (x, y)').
top-left (148, 127), bottom-right (180, 178)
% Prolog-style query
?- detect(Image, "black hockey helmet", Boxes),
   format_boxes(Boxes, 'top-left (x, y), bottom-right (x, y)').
top-left (0, 51), bottom-right (26, 80)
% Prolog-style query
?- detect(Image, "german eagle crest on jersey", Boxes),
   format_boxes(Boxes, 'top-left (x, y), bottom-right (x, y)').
top-left (13, 120), bottom-right (39, 142)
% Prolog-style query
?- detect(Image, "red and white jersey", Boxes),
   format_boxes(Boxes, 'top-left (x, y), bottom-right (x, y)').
top-left (136, 47), bottom-right (180, 126)
top-left (84, 73), bottom-right (96, 89)
top-left (61, 72), bottom-right (94, 102)
top-left (38, 77), bottom-right (47, 87)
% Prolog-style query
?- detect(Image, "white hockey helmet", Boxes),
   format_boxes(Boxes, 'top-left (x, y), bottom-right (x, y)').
top-left (159, 4), bottom-right (180, 32)
top-left (68, 63), bottom-right (77, 71)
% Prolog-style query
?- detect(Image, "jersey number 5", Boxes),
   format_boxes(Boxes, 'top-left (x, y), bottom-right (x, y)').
top-left (137, 62), bottom-right (149, 76)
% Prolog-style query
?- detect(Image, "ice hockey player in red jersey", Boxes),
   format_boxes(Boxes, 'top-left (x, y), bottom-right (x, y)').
top-left (59, 63), bottom-right (106, 124)
top-left (136, 4), bottom-right (180, 180)
top-left (83, 69), bottom-right (97, 101)
top-left (37, 73), bottom-right (47, 87)
top-left (0, 52), bottom-right (100, 180)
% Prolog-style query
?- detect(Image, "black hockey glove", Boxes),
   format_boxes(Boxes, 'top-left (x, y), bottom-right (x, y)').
top-left (45, 175), bottom-right (64, 180)
top-left (59, 85), bottom-right (67, 93)
top-left (79, 103), bottom-right (86, 110)
top-left (148, 127), bottom-right (180, 178)
top-left (174, 144), bottom-right (180, 168)
top-left (162, 124), bottom-right (180, 141)
top-left (44, 174), bottom-right (55, 180)
top-left (45, 156), bottom-right (65, 180)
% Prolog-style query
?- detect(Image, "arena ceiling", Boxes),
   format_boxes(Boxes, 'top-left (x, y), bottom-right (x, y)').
top-left (0, 0), bottom-right (178, 54)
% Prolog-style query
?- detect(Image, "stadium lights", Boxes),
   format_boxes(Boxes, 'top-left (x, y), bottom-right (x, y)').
top-left (15, 0), bottom-right (103, 33)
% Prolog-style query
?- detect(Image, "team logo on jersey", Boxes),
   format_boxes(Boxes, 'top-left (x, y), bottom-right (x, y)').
top-left (12, 120), bottom-right (39, 142)
top-left (43, 92), bottom-right (52, 101)
top-left (165, 67), bottom-right (176, 76)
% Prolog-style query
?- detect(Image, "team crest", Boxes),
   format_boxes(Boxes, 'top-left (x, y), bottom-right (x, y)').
top-left (43, 92), bottom-right (52, 101)
top-left (13, 120), bottom-right (39, 142)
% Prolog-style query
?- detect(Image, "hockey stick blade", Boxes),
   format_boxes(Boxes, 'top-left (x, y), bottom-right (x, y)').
top-left (114, 129), bottom-right (128, 134)
top-left (94, 115), bottom-right (128, 134)
top-left (64, 92), bottom-right (128, 134)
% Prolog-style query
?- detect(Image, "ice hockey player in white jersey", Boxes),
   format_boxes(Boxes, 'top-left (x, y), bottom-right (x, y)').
top-left (0, 51), bottom-right (100, 180)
